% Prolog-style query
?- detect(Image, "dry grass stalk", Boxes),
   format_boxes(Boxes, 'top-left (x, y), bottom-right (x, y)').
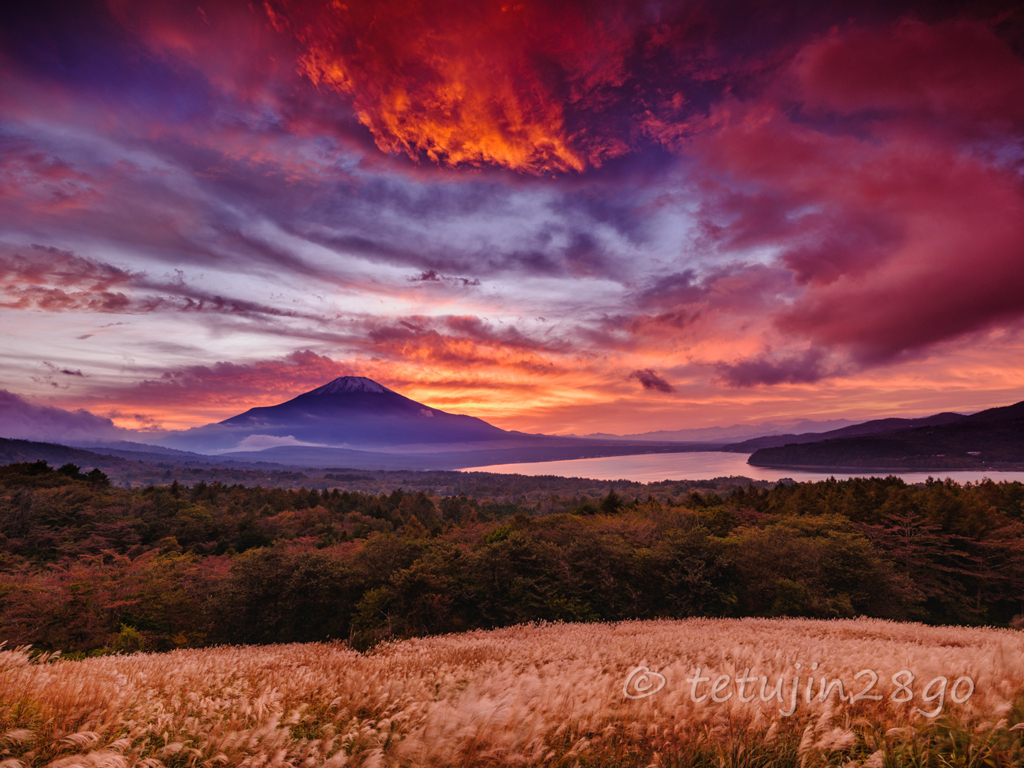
top-left (2, 618), bottom-right (1024, 767)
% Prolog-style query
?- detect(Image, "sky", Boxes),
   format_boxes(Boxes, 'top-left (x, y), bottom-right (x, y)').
top-left (1, 0), bottom-right (1024, 437)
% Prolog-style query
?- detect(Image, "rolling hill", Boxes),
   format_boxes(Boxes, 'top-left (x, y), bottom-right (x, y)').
top-left (747, 401), bottom-right (1024, 470)
top-left (722, 412), bottom-right (966, 452)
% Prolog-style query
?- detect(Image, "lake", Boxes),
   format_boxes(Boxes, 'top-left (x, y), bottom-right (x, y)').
top-left (458, 451), bottom-right (1024, 484)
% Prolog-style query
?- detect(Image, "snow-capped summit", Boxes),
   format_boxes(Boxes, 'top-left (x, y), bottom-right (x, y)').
top-left (307, 376), bottom-right (389, 396)
top-left (152, 374), bottom-right (514, 453)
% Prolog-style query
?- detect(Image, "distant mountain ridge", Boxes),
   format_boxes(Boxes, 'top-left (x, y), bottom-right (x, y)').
top-left (581, 417), bottom-right (858, 444)
top-left (723, 412), bottom-right (966, 452)
top-left (747, 401), bottom-right (1024, 470)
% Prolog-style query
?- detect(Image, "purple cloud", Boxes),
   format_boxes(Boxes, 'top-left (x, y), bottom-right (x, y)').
top-left (0, 390), bottom-right (132, 443)
top-left (628, 369), bottom-right (674, 393)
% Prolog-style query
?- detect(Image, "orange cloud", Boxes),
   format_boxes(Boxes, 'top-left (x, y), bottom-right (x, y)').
top-left (270, 0), bottom-right (637, 173)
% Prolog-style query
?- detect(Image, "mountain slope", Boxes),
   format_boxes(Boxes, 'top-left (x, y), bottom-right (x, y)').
top-left (748, 401), bottom-right (1024, 470)
top-left (151, 375), bottom-right (727, 465)
top-left (219, 377), bottom-right (514, 445)
top-left (158, 376), bottom-right (518, 453)
top-left (723, 412), bottom-right (966, 452)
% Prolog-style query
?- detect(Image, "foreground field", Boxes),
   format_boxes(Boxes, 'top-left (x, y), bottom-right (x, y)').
top-left (3, 619), bottom-right (1024, 768)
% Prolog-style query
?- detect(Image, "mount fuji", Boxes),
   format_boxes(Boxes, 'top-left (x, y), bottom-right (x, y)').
top-left (150, 376), bottom-right (715, 469)
top-left (157, 376), bottom-right (515, 454)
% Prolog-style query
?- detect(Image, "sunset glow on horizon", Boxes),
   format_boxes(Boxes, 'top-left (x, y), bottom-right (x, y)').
top-left (2, 0), bottom-right (1024, 436)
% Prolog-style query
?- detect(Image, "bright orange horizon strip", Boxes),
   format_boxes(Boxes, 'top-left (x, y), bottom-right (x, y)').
top-left (47, 330), bottom-right (1024, 437)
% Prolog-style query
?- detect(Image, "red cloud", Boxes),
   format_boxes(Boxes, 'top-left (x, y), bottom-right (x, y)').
top-left (0, 140), bottom-right (106, 212)
top-left (267, 0), bottom-right (640, 173)
top-left (70, 350), bottom-right (355, 429)
top-left (0, 245), bottom-right (135, 290)
top-left (361, 315), bottom-right (568, 374)
top-left (776, 151), bottom-right (1024, 364)
top-left (70, 328), bottom-right (578, 430)
top-left (695, 28), bottom-right (1024, 369)
top-left (795, 19), bottom-right (1024, 130)
top-left (126, 350), bottom-right (349, 402)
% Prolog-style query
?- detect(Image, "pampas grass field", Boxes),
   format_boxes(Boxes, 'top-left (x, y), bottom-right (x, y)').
top-left (3, 618), bottom-right (1024, 768)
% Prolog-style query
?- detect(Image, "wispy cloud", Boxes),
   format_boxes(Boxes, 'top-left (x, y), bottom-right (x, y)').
top-left (1, 0), bottom-right (1023, 433)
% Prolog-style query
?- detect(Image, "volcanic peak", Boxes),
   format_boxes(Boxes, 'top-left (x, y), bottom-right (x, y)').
top-left (306, 376), bottom-right (390, 396)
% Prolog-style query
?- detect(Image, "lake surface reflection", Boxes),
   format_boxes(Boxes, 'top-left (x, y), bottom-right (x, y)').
top-left (458, 451), bottom-right (1024, 484)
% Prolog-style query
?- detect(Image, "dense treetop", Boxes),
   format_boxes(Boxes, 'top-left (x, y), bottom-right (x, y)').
top-left (1, 461), bottom-right (1022, 655)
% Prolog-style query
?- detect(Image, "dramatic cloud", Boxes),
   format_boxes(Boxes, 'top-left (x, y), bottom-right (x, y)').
top-left (270, 0), bottom-right (641, 173)
top-left (692, 17), bottom-right (1024, 366)
top-left (1, 0), bottom-right (1023, 435)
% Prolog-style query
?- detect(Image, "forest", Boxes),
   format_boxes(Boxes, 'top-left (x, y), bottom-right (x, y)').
top-left (1, 459), bottom-right (1023, 655)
